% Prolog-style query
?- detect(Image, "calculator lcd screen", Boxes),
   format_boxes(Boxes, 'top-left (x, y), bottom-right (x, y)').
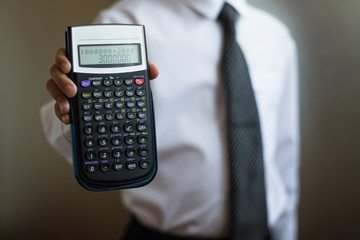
top-left (78, 44), bottom-right (141, 67)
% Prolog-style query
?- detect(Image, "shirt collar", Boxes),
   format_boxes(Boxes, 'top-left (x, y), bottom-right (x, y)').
top-left (184, 0), bottom-right (249, 20)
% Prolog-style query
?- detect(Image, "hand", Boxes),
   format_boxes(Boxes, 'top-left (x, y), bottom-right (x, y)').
top-left (47, 48), bottom-right (159, 125)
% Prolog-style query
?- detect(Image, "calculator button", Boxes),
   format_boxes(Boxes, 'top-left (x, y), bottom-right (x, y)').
top-left (104, 91), bottom-right (113, 98)
top-left (82, 103), bottom-right (92, 110)
top-left (125, 90), bottom-right (135, 97)
top-left (86, 151), bottom-right (95, 160)
top-left (137, 101), bottom-right (146, 108)
top-left (98, 125), bottom-right (108, 134)
top-left (83, 115), bottom-right (93, 122)
top-left (115, 90), bottom-right (124, 97)
top-left (116, 112), bottom-right (126, 120)
top-left (127, 112), bottom-right (136, 119)
top-left (105, 113), bottom-right (115, 121)
top-left (127, 162), bottom-right (137, 170)
top-left (135, 78), bottom-right (144, 86)
top-left (94, 103), bottom-right (103, 110)
top-left (113, 150), bottom-right (121, 158)
top-left (104, 79), bottom-right (113, 86)
top-left (92, 80), bottom-right (102, 87)
top-left (125, 136), bottom-right (135, 145)
top-left (125, 79), bottom-right (134, 85)
top-left (140, 160), bottom-right (150, 169)
top-left (139, 148), bottom-right (149, 157)
top-left (86, 165), bottom-right (97, 173)
top-left (136, 89), bottom-right (145, 96)
top-left (84, 126), bottom-right (94, 135)
top-left (126, 149), bottom-right (136, 158)
top-left (114, 79), bottom-right (123, 86)
top-left (126, 101), bottom-right (136, 108)
top-left (81, 80), bottom-right (91, 88)
top-left (138, 112), bottom-right (146, 119)
top-left (124, 124), bottom-right (134, 132)
top-left (82, 92), bottom-right (91, 99)
top-left (100, 164), bottom-right (110, 172)
top-left (114, 162), bottom-right (124, 171)
top-left (98, 138), bottom-right (109, 147)
top-left (138, 136), bottom-right (148, 144)
top-left (99, 151), bottom-right (110, 160)
top-left (115, 102), bottom-right (124, 108)
top-left (93, 91), bottom-right (103, 98)
top-left (111, 124), bottom-right (121, 133)
top-left (112, 137), bottom-right (121, 146)
top-left (104, 102), bottom-right (114, 109)
top-left (137, 124), bottom-right (147, 132)
top-left (95, 114), bottom-right (104, 121)
top-left (85, 139), bottom-right (95, 148)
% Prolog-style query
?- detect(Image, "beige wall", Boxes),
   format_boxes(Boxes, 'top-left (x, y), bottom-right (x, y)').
top-left (1, 0), bottom-right (359, 239)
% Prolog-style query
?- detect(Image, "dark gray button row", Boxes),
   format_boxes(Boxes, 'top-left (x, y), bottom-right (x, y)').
top-left (85, 147), bottom-right (149, 160)
top-left (84, 136), bottom-right (148, 150)
top-left (86, 160), bottom-right (150, 173)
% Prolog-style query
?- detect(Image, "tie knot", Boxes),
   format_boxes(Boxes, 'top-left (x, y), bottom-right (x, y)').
top-left (217, 2), bottom-right (239, 29)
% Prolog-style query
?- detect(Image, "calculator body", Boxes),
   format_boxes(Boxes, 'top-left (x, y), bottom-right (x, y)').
top-left (66, 24), bottom-right (157, 191)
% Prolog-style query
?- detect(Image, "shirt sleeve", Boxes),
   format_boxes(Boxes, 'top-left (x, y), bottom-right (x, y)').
top-left (40, 100), bottom-right (73, 164)
top-left (271, 39), bottom-right (300, 240)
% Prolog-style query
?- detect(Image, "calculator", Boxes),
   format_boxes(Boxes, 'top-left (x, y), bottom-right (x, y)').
top-left (66, 24), bottom-right (157, 191)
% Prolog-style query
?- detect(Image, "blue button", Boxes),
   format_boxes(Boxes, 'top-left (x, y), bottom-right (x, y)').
top-left (81, 80), bottom-right (91, 88)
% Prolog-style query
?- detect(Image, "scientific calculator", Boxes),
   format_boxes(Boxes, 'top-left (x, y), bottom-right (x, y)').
top-left (66, 24), bottom-right (157, 191)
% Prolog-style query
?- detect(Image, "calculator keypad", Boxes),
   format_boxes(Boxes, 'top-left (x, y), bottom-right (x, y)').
top-left (74, 73), bottom-right (155, 182)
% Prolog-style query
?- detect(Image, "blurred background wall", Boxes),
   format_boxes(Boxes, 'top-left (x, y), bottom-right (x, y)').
top-left (1, 0), bottom-right (359, 239)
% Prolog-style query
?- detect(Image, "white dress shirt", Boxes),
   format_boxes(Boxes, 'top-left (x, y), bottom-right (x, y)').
top-left (41, 0), bottom-right (300, 239)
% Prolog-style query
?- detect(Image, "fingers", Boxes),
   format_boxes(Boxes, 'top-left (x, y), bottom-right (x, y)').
top-left (47, 47), bottom-right (75, 124)
top-left (54, 101), bottom-right (70, 125)
top-left (55, 48), bottom-right (72, 73)
top-left (49, 65), bottom-right (77, 97)
top-left (148, 61), bottom-right (159, 80)
top-left (46, 78), bottom-right (70, 113)
top-left (50, 48), bottom-right (77, 98)
top-left (47, 78), bottom-right (71, 124)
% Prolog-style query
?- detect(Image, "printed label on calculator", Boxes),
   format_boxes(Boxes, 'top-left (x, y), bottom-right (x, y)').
top-left (66, 24), bottom-right (157, 191)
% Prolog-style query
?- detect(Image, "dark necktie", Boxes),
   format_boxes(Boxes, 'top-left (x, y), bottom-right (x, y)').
top-left (217, 3), bottom-right (269, 240)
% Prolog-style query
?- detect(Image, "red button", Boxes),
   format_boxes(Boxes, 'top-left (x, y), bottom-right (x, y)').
top-left (135, 78), bottom-right (144, 86)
